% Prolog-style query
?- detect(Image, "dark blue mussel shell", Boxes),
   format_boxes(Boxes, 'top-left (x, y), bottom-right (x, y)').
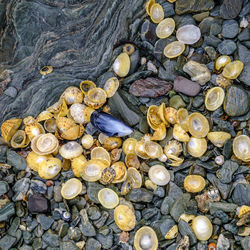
top-left (90, 111), bottom-right (133, 137)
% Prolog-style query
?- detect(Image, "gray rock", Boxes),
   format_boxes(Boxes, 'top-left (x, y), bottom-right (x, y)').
top-left (126, 188), bottom-right (153, 203)
top-left (210, 23), bottom-right (222, 36)
top-left (241, 236), bottom-right (250, 250)
top-left (93, 211), bottom-right (109, 228)
top-left (216, 160), bottom-right (239, 184)
top-left (178, 220), bottom-right (197, 246)
top-left (7, 217), bottom-right (20, 236)
top-left (209, 202), bottom-right (237, 213)
top-left (96, 71), bottom-right (115, 88)
top-left (222, 20), bottom-right (239, 39)
top-left (53, 185), bottom-right (62, 202)
top-left (12, 178), bottom-right (30, 201)
top-left (28, 194), bottom-right (50, 214)
top-left (87, 182), bottom-right (104, 204)
top-left (32, 238), bottom-right (42, 250)
top-left (218, 40), bottom-right (237, 55)
top-left (87, 206), bottom-right (101, 221)
top-left (161, 197), bottom-right (174, 215)
top-left (7, 149), bottom-right (26, 171)
top-left (167, 181), bottom-right (183, 201)
top-left (141, 20), bottom-right (157, 45)
top-left (0, 202), bottom-right (15, 222)
top-left (217, 233), bottom-right (230, 250)
top-left (42, 230), bottom-right (60, 247)
top-left (239, 62), bottom-right (250, 86)
top-left (79, 209), bottom-right (96, 236)
top-left (4, 87), bottom-right (17, 98)
top-left (60, 241), bottom-right (79, 250)
top-left (0, 145), bottom-right (8, 162)
top-left (238, 43), bottom-right (250, 64)
top-left (204, 35), bottom-right (222, 47)
top-left (232, 183), bottom-right (250, 206)
top-left (0, 234), bottom-right (16, 250)
top-left (30, 180), bottom-right (47, 194)
top-left (238, 28), bottom-right (250, 42)
top-left (173, 14), bottom-right (196, 29)
top-left (192, 95), bottom-right (204, 108)
top-left (158, 60), bottom-right (178, 82)
top-left (220, 0), bottom-right (243, 19)
top-left (85, 238), bottom-right (101, 250)
top-left (96, 233), bottom-right (113, 249)
top-left (0, 181), bottom-right (9, 196)
top-left (162, 1), bottom-right (175, 17)
top-left (37, 214), bottom-right (54, 230)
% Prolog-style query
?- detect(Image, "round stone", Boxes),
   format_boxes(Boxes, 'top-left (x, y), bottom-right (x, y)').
top-left (221, 20), bottom-right (239, 39)
top-left (218, 40), bottom-right (237, 55)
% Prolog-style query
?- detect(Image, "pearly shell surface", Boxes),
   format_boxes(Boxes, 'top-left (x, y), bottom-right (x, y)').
top-left (176, 25), bottom-right (201, 45)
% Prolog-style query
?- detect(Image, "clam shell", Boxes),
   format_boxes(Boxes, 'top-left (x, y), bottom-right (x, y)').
top-left (10, 130), bottom-right (29, 148)
top-left (98, 188), bottom-right (119, 209)
top-left (70, 103), bottom-right (87, 124)
top-left (207, 131), bottom-right (231, 147)
top-left (113, 52), bottom-right (130, 77)
top-left (173, 124), bottom-right (190, 142)
top-left (61, 178), bottom-right (82, 199)
top-left (127, 167), bottom-right (142, 189)
top-left (156, 18), bottom-right (175, 39)
top-left (150, 3), bottom-right (164, 23)
top-left (71, 154), bottom-right (87, 177)
top-left (184, 175), bottom-right (206, 193)
top-left (187, 137), bottom-right (207, 157)
top-left (91, 146), bottom-right (111, 166)
top-left (148, 164), bottom-right (170, 186)
top-left (1, 118), bottom-right (22, 143)
top-left (60, 86), bottom-right (83, 105)
top-left (25, 122), bottom-right (45, 140)
top-left (205, 87), bottom-right (225, 111)
top-left (38, 157), bottom-right (62, 179)
top-left (215, 55), bottom-right (231, 71)
top-left (81, 134), bottom-right (94, 149)
top-left (79, 80), bottom-right (96, 95)
top-left (122, 138), bottom-right (137, 155)
top-left (164, 41), bottom-right (185, 58)
top-left (176, 24), bottom-right (201, 45)
top-left (191, 216), bottom-right (213, 241)
top-left (59, 141), bottom-right (83, 159)
top-left (114, 205), bottom-right (136, 231)
top-left (26, 151), bottom-right (51, 172)
top-left (103, 77), bottom-right (120, 98)
top-left (233, 135), bottom-right (250, 162)
top-left (187, 112), bottom-right (209, 138)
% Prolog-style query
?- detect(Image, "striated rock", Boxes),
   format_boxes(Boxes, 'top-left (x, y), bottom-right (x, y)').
top-left (129, 77), bottom-right (172, 98)
top-left (220, 0), bottom-right (243, 19)
top-left (0, 202), bottom-right (15, 222)
top-left (173, 76), bottom-right (201, 96)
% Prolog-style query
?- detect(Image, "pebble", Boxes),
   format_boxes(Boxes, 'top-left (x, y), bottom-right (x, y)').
top-left (30, 180), bottom-right (47, 194)
top-left (192, 95), bottom-right (204, 108)
top-left (222, 20), bottom-right (239, 39)
top-left (0, 234), bottom-right (16, 250)
top-left (42, 230), bottom-right (60, 247)
top-left (217, 233), bottom-right (230, 250)
top-left (0, 202), bottom-right (15, 222)
top-left (162, 1), bottom-right (175, 17)
top-left (218, 40), bottom-right (237, 55)
top-left (28, 194), bottom-right (50, 214)
top-left (37, 214), bottom-right (54, 230)
top-left (238, 43), bottom-right (250, 64)
top-left (209, 202), bottom-right (237, 213)
top-left (158, 59), bottom-right (178, 81)
top-left (178, 219), bottom-right (197, 246)
top-left (216, 160), bottom-right (239, 184)
top-left (0, 181), bottom-right (9, 196)
top-left (96, 233), bottom-right (113, 249)
top-left (173, 76), bottom-right (201, 96)
top-left (87, 182), bottom-right (104, 204)
top-left (126, 188), bottom-right (153, 203)
top-left (232, 183), bottom-right (250, 206)
top-left (60, 241), bottom-right (79, 250)
top-left (79, 209), bottom-right (96, 236)
top-left (141, 20), bottom-right (157, 45)
top-left (93, 211), bottom-right (109, 229)
top-left (0, 145), bottom-right (7, 162)
top-left (7, 150), bottom-right (27, 171)
top-left (3, 86), bottom-right (18, 98)
top-left (85, 238), bottom-right (101, 250)
top-left (239, 62), bottom-right (250, 86)
top-left (220, 0), bottom-right (243, 19)
top-left (53, 185), bottom-right (62, 202)
top-left (88, 206), bottom-right (101, 221)
top-left (12, 178), bottom-right (30, 201)
top-left (161, 197), bottom-right (174, 215)
top-left (129, 50), bottom-right (140, 74)
top-left (210, 23), bottom-right (222, 36)
top-left (193, 11), bottom-right (209, 22)
top-left (238, 28), bottom-right (250, 42)
top-left (240, 236), bottom-right (250, 250)
top-left (7, 217), bottom-right (20, 236)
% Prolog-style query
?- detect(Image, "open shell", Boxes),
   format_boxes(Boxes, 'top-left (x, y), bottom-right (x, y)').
top-left (25, 122), bottom-right (45, 140)
top-left (36, 111), bottom-right (53, 122)
top-left (207, 131), bottom-right (231, 147)
top-left (81, 134), bottom-right (94, 149)
top-left (191, 216), bottom-right (213, 241)
top-left (10, 130), bottom-right (30, 148)
top-left (114, 205), bottom-right (136, 231)
top-left (233, 135), bottom-right (250, 162)
top-left (147, 105), bottom-right (162, 130)
top-left (177, 108), bottom-right (189, 132)
top-left (26, 151), bottom-right (51, 172)
top-left (151, 123), bottom-right (166, 141)
top-left (44, 118), bottom-right (57, 133)
top-left (158, 103), bottom-right (169, 126)
top-left (164, 140), bottom-right (182, 157)
top-left (71, 154), bottom-right (87, 177)
top-left (164, 41), bottom-right (185, 59)
top-left (38, 157), bottom-right (62, 179)
top-left (156, 18), bottom-right (175, 39)
top-left (127, 167), bottom-right (142, 189)
top-left (150, 3), bottom-right (164, 23)
top-left (104, 77), bottom-right (120, 98)
top-left (184, 175), bottom-right (206, 193)
top-left (187, 112), bottom-right (209, 138)
top-left (164, 107), bottom-right (177, 125)
top-left (91, 146), bottom-right (111, 166)
top-left (46, 100), bottom-right (63, 114)
top-left (205, 87), bottom-right (225, 111)
top-left (125, 153), bottom-right (140, 169)
top-left (187, 137), bottom-right (207, 158)
top-left (113, 53), bottom-right (131, 78)
top-left (60, 86), bottom-right (83, 105)
top-left (148, 164), bottom-right (170, 186)
top-left (80, 80), bottom-right (96, 95)
top-left (122, 138), bottom-right (137, 155)
top-left (59, 141), bottom-right (83, 159)
top-left (55, 99), bottom-right (68, 118)
top-left (222, 60), bottom-right (244, 80)
top-left (173, 124), bottom-right (190, 142)
top-left (135, 140), bottom-right (150, 160)
top-left (61, 178), bottom-right (82, 199)
top-left (98, 188), bottom-right (119, 209)
top-left (144, 141), bottom-right (163, 159)
top-left (215, 55), bottom-right (231, 71)
top-left (145, 0), bottom-right (155, 15)
top-left (111, 161), bottom-right (128, 183)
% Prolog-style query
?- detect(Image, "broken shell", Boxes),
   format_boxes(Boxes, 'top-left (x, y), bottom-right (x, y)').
top-left (150, 3), bottom-right (164, 23)
top-left (1, 118), bottom-right (22, 143)
top-left (127, 167), bottom-right (142, 189)
top-left (147, 105), bottom-right (162, 130)
top-left (103, 137), bottom-right (122, 151)
top-left (179, 214), bottom-right (196, 224)
top-left (110, 148), bottom-right (122, 163)
top-left (164, 107), bottom-right (177, 124)
top-left (233, 135), bottom-right (250, 162)
top-left (26, 151), bottom-right (51, 172)
top-left (158, 153), bottom-right (168, 163)
top-left (111, 161), bottom-right (128, 183)
top-left (113, 53), bottom-right (130, 77)
top-left (134, 226), bottom-right (158, 250)
top-left (145, 179), bottom-right (158, 191)
top-left (60, 86), bottom-right (83, 105)
top-left (184, 175), bottom-right (206, 193)
top-left (135, 140), bottom-right (150, 160)
top-left (164, 140), bottom-right (182, 157)
top-left (148, 164), bottom-right (170, 186)
top-left (91, 147), bottom-right (111, 166)
top-left (222, 60), bottom-right (244, 79)
top-left (25, 122), bottom-right (45, 140)
top-left (207, 131), bottom-right (231, 147)
top-left (187, 137), bottom-right (207, 158)
top-left (36, 111), bottom-right (53, 122)
top-left (40, 65), bottom-right (53, 75)
top-left (205, 87), bottom-right (225, 111)
top-left (84, 95), bottom-right (105, 109)
top-left (60, 124), bottom-right (84, 140)
top-left (168, 154), bottom-right (184, 167)
top-left (98, 188), bottom-right (119, 209)
top-left (151, 123), bottom-right (166, 141)
top-left (81, 134), bottom-right (94, 149)
top-left (177, 108), bottom-right (189, 132)
top-left (188, 112), bottom-right (209, 138)
top-left (98, 133), bottom-right (109, 144)
top-left (83, 106), bottom-right (95, 122)
top-left (70, 103), bottom-right (87, 124)
top-left (100, 167), bottom-right (116, 184)
top-left (10, 130), bottom-right (29, 148)
top-left (156, 18), bottom-right (175, 39)
top-left (56, 99), bottom-right (68, 118)
top-left (122, 138), bottom-right (137, 155)
top-left (44, 118), bottom-right (57, 133)
top-left (31, 133), bottom-right (59, 155)
top-left (158, 103), bottom-right (169, 126)
top-left (238, 205), bottom-right (250, 218)
top-left (71, 154), bottom-right (87, 177)
top-left (38, 157), bottom-right (62, 179)
top-left (164, 41), bottom-right (185, 59)
top-left (23, 116), bottom-right (36, 125)
top-left (103, 77), bottom-right (120, 98)
top-left (59, 141), bottom-right (83, 159)
top-left (164, 225), bottom-right (178, 240)
top-left (215, 55), bottom-right (231, 71)
top-left (176, 24), bottom-right (201, 45)
top-left (123, 43), bottom-right (135, 55)
top-left (79, 80), bottom-right (96, 95)
top-left (114, 205), bottom-right (136, 231)
top-left (145, 0), bottom-right (155, 15)
top-left (216, 74), bottom-right (232, 88)
top-left (87, 87), bottom-right (107, 104)
top-left (191, 216), bottom-right (213, 241)
top-left (173, 124), bottom-right (190, 142)
top-left (61, 178), bottom-right (82, 199)
top-left (121, 180), bottom-right (132, 195)
top-left (46, 100), bottom-right (63, 114)
top-left (144, 141), bottom-right (163, 159)
top-left (125, 153), bottom-right (140, 169)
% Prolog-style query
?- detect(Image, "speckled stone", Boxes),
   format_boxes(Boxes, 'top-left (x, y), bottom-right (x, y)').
top-left (218, 40), bottom-right (237, 55)
top-left (220, 0), bottom-right (243, 19)
top-left (222, 20), bottom-right (239, 39)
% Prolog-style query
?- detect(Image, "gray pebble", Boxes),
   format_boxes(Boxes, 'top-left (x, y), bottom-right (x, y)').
top-left (37, 214), bottom-right (54, 230)
top-left (4, 87), bottom-right (18, 98)
top-left (0, 181), bottom-right (9, 196)
top-left (218, 40), bottom-right (237, 55)
top-left (7, 150), bottom-right (27, 171)
top-left (222, 20), bottom-right (239, 39)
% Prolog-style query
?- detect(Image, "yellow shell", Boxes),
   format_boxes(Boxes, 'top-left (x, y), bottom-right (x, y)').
top-left (150, 3), bottom-right (164, 23)
top-left (62, 158), bottom-right (71, 171)
top-left (100, 167), bottom-right (116, 184)
top-left (46, 100), bottom-right (63, 114)
top-left (207, 131), bottom-right (231, 147)
top-left (98, 188), bottom-right (119, 209)
top-left (134, 226), bottom-right (158, 250)
top-left (26, 151), bottom-right (51, 172)
top-left (103, 137), bottom-right (122, 151)
top-left (165, 225), bottom-right (178, 240)
top-left (123, 44), bottom-right (135, 55)
top-left (83, 95), bottom-right (105, 109)
top-left (127, 167), bottom-right (142, 189)
top-left (25, 122), bottom-right (45, 140)
top-left (164, 41), bottom-right (185, 59)
top-left (71, 154), bottom-right (87, 177)
top-left (158, 103), bottom-right (169, 126)
top-left (23, 116), bottom-right (36, 125)
top-left (156, 18), bottom-right (175, 39)
top-left (205, 87), bottom-right (225, 111)
top-left (145, 179), bottom-right (158, 191)
top-left (184, 175), bottom-right (206, 193)
top-left (69, 103), bottom-right (87, 124)
top-left (122, 138), bottom-right (137, 155)
top-left (111, 161), bottom-right (128, 183)
top-left (10, 130), bottom-right (30, 148)
top-left (114, 205), bottom-right (136, 231)
top-left (147, 105), bottom-right (162, 130)
top-left (44, 118), bottom-right (57, 133)
top-left (191, 216), bottom-right (213, 241)
top-left (113, 53), bottom-right (130, 77)
top-left (36, 111), bottom-right (54, 122)
top-left (103, 77), bottom-right (120, 98)
top-left (164, 140), bottom-right (182, 157)
top-left (173, 124), bottom-right (190, 142)
top-left (216, 74), bottom-right (232, 88)
top-left (60, 86), bottom-right (83, 105)
top-left (60, 124), bottom-right (84, 140)
top-left (61, 178), bottom-right (82, 199)
top-left (40, 65), bottom-right (53, 75)
top-left (55, 99), bottom-right (68, 118)
top-left (38, 157), bottom-right (62, 179)
top-left (179, 214), bottom-right (195, 223)
top-left (187, 112), bottom-right (209, 138)
top-left (125, 153), bottom-right (140, 169)
top-left (164, 107), bottom-right (177, 124)
top-left (168, 154), bottom-right (184, 167)
top-left (148, 164), bottom-right (170, 186)
top-left (144, 141), bottom-right (163, 159)
top-left (135, 140), bottom-right (150, 159)
top-left (87, 87), bottom-right (107, 103)
top-left (222, 60), bottom-right (244, 79)
top-left (59, 141), bottom-right (83, 159)
top-left (233, 135), bottom-right (250, 162)
top-left (238, 205), bottom-right (250, 218)
top-left (91, 146), bottom-right (111, 166)
top-left (81, 134), bottom-right (94, 149)
top-left (215, 55), bottom-right (231, 71)
top-left (82, 107), bottom-right (95, 123)
top-left (177, 108), bottom-right (189, 132)
top-left (187, 137), bottom-right (207, 157)
top-left (151, 123), bottom-right (166, 141)
top-left (1, 118), bottom-right (22, 143)
top-left (79, 80), bottom-right (96, 95)
top-left (145, 0), bottom-right (155, 15)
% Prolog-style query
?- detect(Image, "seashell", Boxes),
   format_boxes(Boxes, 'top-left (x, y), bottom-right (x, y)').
top-left (59, 141), bottom-right (83, 159)
top-left (179, 214), bottom-right (195, 223)
top-left (61, 178), bottom-right (82, 200)
top-left (111, 161), bottom-right (127, 183)
top-left (98, 133), bottom-right (109, 144)
top-left (25, 122), bottom-right (45, 140)
top-left (26, 151), bottom-right (51, 172)
top-left (164, 140), bottom-right (182, 157)
top-left (176, 24), bottom-right (201, 45)
top-left (31, 133), bottom-right (59, 155)
top-left (71, 154), bottom-right (87, 177)
top-left (100, 167), bottom-right (116, 184)
top-left (125, 153), bottom-right (140, 169)
top-left (36, 111), bottom-right (53, 123)
top-left (238, 226), bottom-right (250, 237)
top-left (91, 146), bottom-right (111, 166)
top-left (103, 137), bottom-right (122, 151)
top-left (23, 116), bottom-right (36, 125)
top-left (121, 180), bottom-right (132, 195)
top-left (114, 205), bottom-right (136, 231)
top-left (123, 43), bottom-right (135, 55)
top-left (214, 155), bottom-right (225, 165)
top-left (150, 3), bottom-right (164, 24)
top-left (70, 103), bottom-right (87, 124)
top-left (60, 124), bottom-right (84, 140)
top-left (216, 74), bottom-right (232, 88)
top-left (164, 107), bottom-right (177, 124)
top-left (188, 112), bottom-right (209, 138)
top-left (191, 215), bottom-right (213, 241)
top-left (113, 52), bottom-right (130, 77)
top-left (127, 167), bottom-right (142, 189)
top-left (233, 135), bottom-right (250, 162)
top-left (122, 138), bottom-right (137, 155)
top-left (62, 158), bottom-right (71, 171)
top-left (187, 137), bottom-right (207, 158)
top-left (81, 134), bottom-right (94, 149)
top-left (238, 205), bottom-right (250, 218)
top-left (145, 0), bottom-right (155, 15)
top-left (103, 77), bottom-right (120, 98)
top-left (158, 153), bottom-right (168, 163)
top-left (222, 60), bottom-right (244, 79)
top-left (40, 65), bottom-right (53, 75)
top-left (83, 107), bottom-right (95, 123)
top-left (151, 123), bottom-right (166, 141)
top-left (38, 157), bottom-right (62, 179)
top-left (144, 141), bottom-right (163, 159)
top-left (177, 108), bottom-right (189, 132)
top-left (215, 55), bottom-right (231, 71)
top-left (110, 148), bottom-right (122, 163)
top-left (145, 179), bottom-right (158, 191)
top-left (55, 99), bottom-right (68, 118)
top-left (81, 159), bottom-right (107, 182)
top-left (164, 225), bottom-right (178, 240)
top-left (164, 41), bottom-right (185, 59)
top-left (148, 164), bottom-right (170, 186)
top-left (205, 87), bottom-right (225, 111)
top-left (84, 95), bottom-right (105, 110)
top-left (158, 103), bottom-right (169, 126)
top-left (44, 118), bottom-right (57, 133)
top-left (91, 111), bottom-right (133, 137)
top-left (60, 86), bottom-right (83, 105)
top-left (1, 118), bottom-right (22, 143)
top-left (10, 130), bottom-right (30, 148)
top-left (79, 80), bottom-right (96, 95)
top-left (134, 226), bottom-right (158, 250)
top-left (168, 154), bottom-right (184, 167)
top-left (135, 140), bottom-right (150, 160)
top-left (156, 18), bottom-right (175, 39)
top-left (184, 175), bottom-right (206, 193)
top-left (46, 100), bottom-right (63, 114)
top-left (147, 105), bottom-right (163, 130)
top-left (87, 87), bottom-right (107, 104)
top-left (98, 188), bottom-right (119, 209)
top-left (173, 124), bottom-right (190, 142)
top-left (207, 131), bottom-right (231, 147)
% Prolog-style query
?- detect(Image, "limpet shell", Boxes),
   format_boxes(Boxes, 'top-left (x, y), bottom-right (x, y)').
top-left (122, 138), bottom-right (137, 155)
top-left (127, 167), bottom-right (142, 189)
top-left (188, 112), bottom-right (209, 138)
top-left (191, 216), bottom-right (213, 241)
top-left (176, 108), bottom-right (189, 132)
top-left (79, 80), bottom-right (96, 95)
top-left (144, 141), bottom-right (163, 159)
top-left (111, 161), bottom-right (127, 183)
top-left (184, 175), bottom-right (206, 193)
top-left (98, 188), bottom-right (119, 209)
top-left (71, 154), bottom-right (87, 177)
top-left (164, 225), bottom-right (178, 240)
top-left (25, 122), bottom-right (45, 140)
top-left (216, 74), bottom-right (232, 88)
top-left (100, 167), bottom-right (116, 184)
top-left (87, 87), bottom-right (107, 103)
top-left (135, 140), bottom-right (150, 160)
top-left (103, 137), bottom-right (122, 151)
top-left (176, 24), bottom-right (201, 45)
top-left (179, 214), bottom-right (195, 224)
top-left (123, 44), bottom-right (135, 55)
top-left (40, 65), bottom-right (53, 75)
top-left (156, 18), bottom-right (175, 39)
top-left (23, 116), bottom-right (35, 125)
top-left (84, 95), bottom-right (105, 109)
top-left (70, 103), bottom-right (87, 124)
top-left (81, 134), bottom-right (94, 149)
top-left (26, 151), bottom-right (51, 172)
top-left (215, 55), bottom-right (231, 71)
top-left (114, 205), bottom-right (136, 231)
top-left (36, 111), bottom-right (53, 122)
top-left (164, 107), bottom-right (177, 124)
top-left (46, 100), bottom-right (62, 114)
top-left (207, 131), bottom-right (231, 147)
top-left (125, 153), bottom-right (140, 169)
top-left (205, 87), bottom-right (225, 111)
top-left (147, 105), bottom-right (162, 130)
top-left (59, 141), bottom-right (83, 159)
top-left (164, 41), bottom-right (185, 59)
top-left (113, 53), bottom-right (130, 77)
top-left (60, 86), bottom-right (83, 105)
top-left (187, 137), bottom-right (207, 158)
top-left (238, 205), bottom-right (250, 218)
top-left (222, 60), bottom-right (244, 80)
top-left (61, 178), bottom-right (82, 200)
top-left (103, 77), bottom-right (120, 98)
top-left (173, 124), bottom-right (190, 142)
top-left (164, 140), bottom-right (182, 157)
top-left (55, 99), bottom-right (68, 118)
top-left (60, 124), bottom-right (84, 140)
top-left (121, 180), bottom-right (132, 195)
top-left (98, 133), bottom-right (109, 144)
top-left (145, 0), bottom-right (155, 16)
top-left (158, 103), bottom-right (169, 126)
top-left (151, 123), bottom-right (166, 141)
top-left (233, 135), bottom-right (250, 162)
top-left (56, 117), bottom-right (75, 133)
top-left (150, 3), bottom-right (164, 24)
top-left (91, 147), bottom-right (111, 166)
top-left (148, 164), bottom-right (170, 186)
top-left (44, 118), bottom-right (57, 133)
top-left (38, 157), bottom-right (62, 179)
top-left (10, 130), bottom-right (30, 148)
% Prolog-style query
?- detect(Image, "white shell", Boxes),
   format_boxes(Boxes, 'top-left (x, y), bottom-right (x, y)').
top-left (59, 141), bottom-right (83, 159)
top-left (176, 25), bottom-right (201, 45)
top-left (70, 103), bottom-right (87, 124)
top-left (148, 164), bottom-right (170, 186)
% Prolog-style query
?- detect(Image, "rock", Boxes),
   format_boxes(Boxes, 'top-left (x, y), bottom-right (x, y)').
top-left (0, 145), bottom-right (7, 162)
top-left (204, 35), bottom-right (222, 47)
top-left (79, 209), bottom-right (96, 236)
top-left (220, 0), bottom-right (243, 19)
top-left (42, 230), bottom-right (60, 247)
top-left (87, 182), bottom-right (104, 204)
top-left (129, 77), bottom-right (172, 98)
top-left (232, 183), bottom-right (250, 206)
top-left (199, 17), bottom-right (214, 34)
top-left (209, 202), bottom-right (237, 213)
top-left (60, 241), bottom-right (79, 250)
top-left (85, 238), bottom-right (101, 250)
top-left (93, 211), bottom-right (109, 228)
top-left (192, 95), bottom-right (204, 108)
top-left (216, 160), bottom-right (239, 184)
top-left (175, 0), bottom-right (214, 15)
top-left (126, 188), bottom-right (153, 203)
top-left (218, 40), bottom-right (237, 55)
top-left (238, 29), bottom-right (250, 42)
top-left (169, 95), bottom-right (186, 109)
top-left (30, 180), bottom-right (47, 194)
top-left (158, 59), bottom-right (178, 81)
top-left (0, 202), bottom-right (15, 222)
top-left (53, 185), bottom-right (62, 202)
top-left (240, 236), bottom-right (250, 250)
top-left (167, 182), bottom-right (183, 201)
top-left (3, 87), bottom-right (17, 98)
top-left (193, 11), bottom-right (209, 22)
top-left (96, 233), bottom-right (113, 249)
top-left (141, 20), bottom-right (157, 45)
top-left (224, 85), bottom-right (249, 116)
top-left (7, 217), bottom-right (20, 236)
top-left (238, 43), bottom-right (250, 64)
top-left (222, 20), bottom-right (239, 39)
top-left (7, 149), bottom-right (26, 171)
top-left (210, 23), bottom-right (222, 36)
top-left (68, 227), bottom-right (82, 241)
top-left (12, 178), bottom-right (30, 201)
top-left (37, 214), bottom-right (54, 230)
top-left (154, 38), bottom-right (174, 61)
top-left (204, 46), bottom-right (217, 61)
top-left (173, 76), bottom-right (201, 96)
top-left (88, 206), bottom-right (101, 221)
top-left (178, 220), bottom-right (197, 246)
top-left (173, 14), bottom-right (196, 29)
top-left (162, 1), bottom-right (175, 17)
top-left (217, 234), bottom-right (230, 250)
top-left (28, 194), bottom-right (49, 214)
top-left (161, 197), bottom-right (175, 215)
top-left (0, 181), bottom-right (9, 196)
top-left (239, 62), bottom-right (250, 86)
top-left (0, 234), bottom-right (16, 250)
top-left (142, 207), bottom-right (159, 220)
top-left (129, 50), bottom-right (140, 74)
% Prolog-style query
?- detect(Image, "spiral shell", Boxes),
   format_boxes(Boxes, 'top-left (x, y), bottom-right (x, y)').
top-left (1, 119), bottom-right (22, 143)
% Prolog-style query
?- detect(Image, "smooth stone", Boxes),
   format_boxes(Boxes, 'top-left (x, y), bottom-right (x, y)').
top-left (68, 227), bottom-right (82, 241)
top-left (28, 194), bottom-right (49, 214)
top-left (218, 40), bottom-right (237, 55)
top-left (0, 234), bottom-right (16, 250)
top-left (93, 211), bottom-right (109, 228)
top-left (7, 217), bottom-right (20, 236)
top-left (238, 29), bottom-right (250, 42)
top-left (129, 77), bottom-right (172, 98)
top-left (153, 186), bottom-right (165, 198)
top-left (87, 182), bottom-right (104, 204)
top-left (60, 241), bottom-right (79, 250)
top-left (173, 76), bottom-right (201, 96)
top-left (239, 62), bottom-right (250, 86)
top-left (162, 1), bottom-right (175, 17)
top-left (222, 20), bottom-right (239, 39)
top-left (220, 0), bottom-right (243, 19)
top-left (204, 35), bottom-right (222, 47)
top-left (158, 59), bottom-right (178, 82)
top-left (126, 188), bottom-right (153, 203)
top-left (178, 220), bottom-right (197, 246)
top-left (209, 202), bottom-right (237, 213)
top-left (224, 221), bottom-right (238, 235)
top-left (216, 160), bottom-right (239, 184)
top-left (0, 181), bottom-right (9, 196)
top-left (192, 95), bottom-right (204, 108)
top-left (129, 50), bottom-right (140, 75)
top-left (141, 20), bottom-right (157, 45)
top-left (167, 182), bottom-right (183, 201)
top-left (210, 23), bottom-right (222, 36)
top-left (53, 185), bottom-right (62, 202)
top-left (23, 231), bottom-right (32, 244)
top-left (96, 71), bottom-right (115, 88)
top-left (0, 145), bottom-right (7, 162)
top-left (173, 14), bottom-right (196, 29)
top-left (0, 202), bottom-right (15, 222)
top-left (217, 234), bottom-right (230, 250)
top-left (161, 197), bottom-right (174, 215)
top-left (204, 46), bottom-right (217, 61)
top-left (4, 87), bottom-right (17, 98)
top-left (224, 86), bottom-right (249, 116)
top-left (96, 233), bottom-right (113, 249)
top-left (238, 43), bottom-right (250, 64)
top-left (37, 214), bottom-right (54, 230)
top-left (85, 238), bottom-right (101, 250)
top-left (79, 209), bottom-right (96, 236)
top-left (15, 201), bottom-right (25, 217)
top-left (212, 210), bottom-right (229, 224)
top-left (232, 183), bottom-right (250, 206)
top-left (30, 180), bottom-right (47, 194)
top-left (199, 17), bottom-right (214, 34)
top-left (7, 150), bottom-right (26, 171)
top-left (42, 230), bottom-right (60, 247)
top-left (122, 71), bottom-right (153, 86)
top-left (193, 12), bottom-right (209, 22)
top-left (87, 206), bottom-right (101, 221)
top-left (12, 178), bottom-right (30, 201)
top-left (32, 238), bottom-right (42, 250)
top-left (142, 207), bottom-right (159, 220)
top-left (240, 236), bottom-right (250, 250)
top-left (169, 95), bottom-right (186, 109)
top-left (139, 116), bottom-right (149, 134)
